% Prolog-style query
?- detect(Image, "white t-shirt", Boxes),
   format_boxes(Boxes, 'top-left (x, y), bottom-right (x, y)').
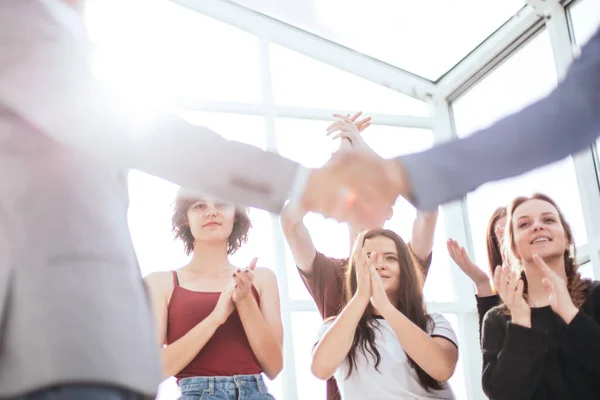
top-left (315, 312), bottom-right (457, 400)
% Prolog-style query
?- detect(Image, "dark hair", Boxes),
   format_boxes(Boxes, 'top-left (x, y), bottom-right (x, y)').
top-left (486, 206), bottom-right (507, 277)
top-left (504, 193), bottom-right (590, 313)
top-left (339, 228), bottom-right (441, 391)
top-left (171, 195), bottom-right (251, 255)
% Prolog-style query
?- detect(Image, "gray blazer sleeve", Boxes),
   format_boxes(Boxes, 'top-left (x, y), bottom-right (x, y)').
top-left (0, 2), bottom-right (301, 214)
top-left (400, 25), bottom-right (600, 211)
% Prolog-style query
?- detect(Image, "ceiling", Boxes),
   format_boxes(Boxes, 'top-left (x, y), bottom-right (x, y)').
top-left (229, 0), bottom-right (527, 81)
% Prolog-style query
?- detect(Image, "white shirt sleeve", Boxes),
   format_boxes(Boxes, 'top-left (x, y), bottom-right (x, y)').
top-left (429, 313), bottom-right (459, 348)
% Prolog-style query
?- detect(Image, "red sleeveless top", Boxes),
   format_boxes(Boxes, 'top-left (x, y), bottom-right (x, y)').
top-left (166, 271), bottom-right (262, 380)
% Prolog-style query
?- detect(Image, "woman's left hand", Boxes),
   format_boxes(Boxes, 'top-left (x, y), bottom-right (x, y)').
top-left (369, 254), bottom-right (391, 311)
top-left (233, 257), bottom-right (258, 303)
top-left (534, 254), bottom-right (579, 324)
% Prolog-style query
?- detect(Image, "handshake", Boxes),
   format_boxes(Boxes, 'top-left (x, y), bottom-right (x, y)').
top-left (297, 112), bottom-right (412, 230)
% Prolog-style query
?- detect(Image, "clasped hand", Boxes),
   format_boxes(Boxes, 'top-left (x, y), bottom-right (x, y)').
top-left (212, 258), bottom-right (258, 324)
top-left (353, 233), bottom-right (391, 311)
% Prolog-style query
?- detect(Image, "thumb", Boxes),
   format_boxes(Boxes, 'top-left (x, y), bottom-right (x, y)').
top-left (248, 257), bottom-right (258, 271)
top-left (542, 278), bottom-right (554, 296)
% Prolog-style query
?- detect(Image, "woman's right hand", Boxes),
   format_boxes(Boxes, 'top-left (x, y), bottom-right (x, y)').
top-left (211, 281), bottom-right (235, 325)
top-left (353, 232), bottom-right (372, 300)
top-left (493, 264), bottom-right (531, 328)
top-left (447, 239), bottom-right (491, 290)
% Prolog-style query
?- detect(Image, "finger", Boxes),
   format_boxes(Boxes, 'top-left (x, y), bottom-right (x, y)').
top-left (356, 122), bottom-right (371, 133)
top-left (542, 277), bottom-right (555, 296)
top-left (355, 116), bottom-right (371, 126)
top-left (331, 132), bottom-right (351, 141)
top-left (350, 111), bottom-right (362, 122)
top-left (516, 278), bottom-right (525, 298)
top-left (507, 270), bottom-right (517, 303)
top-left (326, 120), bottom-right (346, 131)
top-left (332, 114), bottom-right (352, 124)
top-left (533, 254), bottom-right (557, 281)
top-left (248, 257), bottom-right (258, 271)
top-left (493, 265), bottom-right (502, 294)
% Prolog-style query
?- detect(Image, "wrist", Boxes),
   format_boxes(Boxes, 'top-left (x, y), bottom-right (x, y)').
top-left (207, 312), bottom-right (227, 327)
top-left (384, 159), bottom-right (410, 200)
top-left (475, 280), bottom-right (494, 297)
top-left (352, 293), bottom-right (370, 307)
top-left (377, 300), bottom-right (396, 317)
top-left (511, 313), bottom-right (531, 328)
top-left (560, 304), bottom-right (579, 324)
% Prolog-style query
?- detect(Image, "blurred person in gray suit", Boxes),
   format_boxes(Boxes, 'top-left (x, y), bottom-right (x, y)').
top-left (0, 1), bottom-right (398, 399)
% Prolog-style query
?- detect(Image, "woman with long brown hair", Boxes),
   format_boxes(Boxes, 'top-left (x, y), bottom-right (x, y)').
top-left (311, 229), bottom-right (458, 399)
top-left (481, 193), bottom-right (600, 399)
top-left (447, 206), bottom-right (506, 336)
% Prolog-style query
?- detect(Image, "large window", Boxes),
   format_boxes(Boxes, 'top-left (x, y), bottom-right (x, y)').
top-left (452, 29), bottom-right (588, 271)
top-left (269, 45), bottom-right (430, 116)
top-left (569, 0), bottom-right (600, 48)
top-left (87, 0), bottom-right (261, 106)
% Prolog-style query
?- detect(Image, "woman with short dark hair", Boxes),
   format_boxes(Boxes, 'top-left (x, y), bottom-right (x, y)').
top-left (145, 192), bottom-right (282, 400)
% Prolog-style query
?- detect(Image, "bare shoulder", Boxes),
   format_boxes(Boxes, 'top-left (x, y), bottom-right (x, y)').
top-left (144, 270), bottom-right (175, 296)
top-left (253, 267), bottom-right (278, 290)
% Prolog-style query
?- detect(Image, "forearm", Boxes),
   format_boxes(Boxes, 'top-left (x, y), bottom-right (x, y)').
top-left (236, 297), bottom-right (283, 380)
top-left (380, 304), bottom-right (455, 381)
top-left (410, 209), bottom-right (438, 261)
top-left (475, 280), bottom-right (495, 297)
top-left (161, 314), bottom-right (223, 378)
top-left (312, 296), bottom-right (368, 380)
top-left (280, 203), bottom-right (316, 272)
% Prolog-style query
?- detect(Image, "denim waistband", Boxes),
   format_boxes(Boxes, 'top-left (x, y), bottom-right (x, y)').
top-left (178, 374), bottom-right (267, 395)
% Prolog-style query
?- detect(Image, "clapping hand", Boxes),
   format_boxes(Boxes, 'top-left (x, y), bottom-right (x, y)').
top-left (534, 254), bottom-right (579, 324)
top-left (232, 257), bottom-right (258, 304)
top-left (493, 263), bottom-right (531, 328)
top-left (369, 253), bottom-right (390, 311)
top-left (447, 239), bottom-right (493, 296)
top-left (326, 112), bottom-right (372, 152)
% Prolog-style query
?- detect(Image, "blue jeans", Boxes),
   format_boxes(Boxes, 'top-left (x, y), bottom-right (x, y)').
top-left (178, 375), bottom-right (275, 400)
top-left (9, 385), bottom-right (147, 400)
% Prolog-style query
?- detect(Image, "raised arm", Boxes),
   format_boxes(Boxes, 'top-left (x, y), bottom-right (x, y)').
top-left (145, 272), bottom-right (234, 378)
top-left (311, 236), bottom-right (371, 379)
top-left (410, 210), bottom-right (438, 262)
top-left (280, 201), bottom-right (317, 275)
top-left (233, 263), bottom-right (283, 380)
top-left (399, 25), bottom-right (600, 210)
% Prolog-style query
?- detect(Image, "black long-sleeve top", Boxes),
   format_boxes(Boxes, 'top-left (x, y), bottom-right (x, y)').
top-left (477, 294), bottom-right (501, 340)
top-left (481, 280), bottom-right (600, 400)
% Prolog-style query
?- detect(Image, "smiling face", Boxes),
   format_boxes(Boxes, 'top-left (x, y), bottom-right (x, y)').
top-left (510, 198), bottom-right (570, 263)
top-left (363, 236), bottom-right (401, 295)
top-left (186, 197), bottom-right (237, 245)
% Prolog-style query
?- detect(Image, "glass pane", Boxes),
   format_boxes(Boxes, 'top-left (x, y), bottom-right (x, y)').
top-left (569, 0), bottom-right (600, 48)
top-left (441, 314), bottom-right (467, 400)
top-left (578, 260), bottom-right (596, 280)
top-left (86, 0), bottom-right (261, 105)
top-left (270, 45), bottom-right (429, 116)
top-left (452, 30), bottom-right (588, 270)
top-left (241, 0), bottom-right (524, 79)
top-left (128, 170), bottom-right (188, 277)
top-left (291, 312), bottom-right (327, 400)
